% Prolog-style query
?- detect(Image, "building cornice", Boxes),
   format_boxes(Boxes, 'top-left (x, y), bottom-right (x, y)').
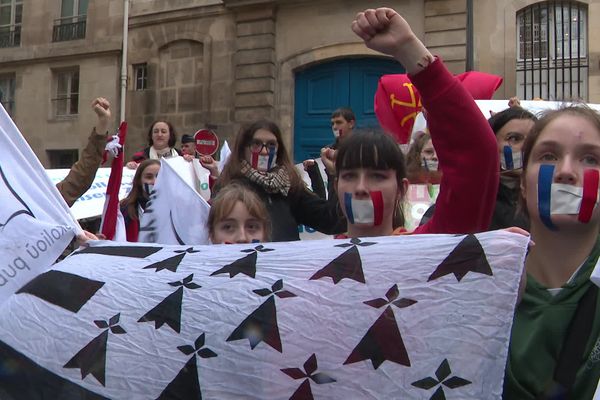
top-left (0, 41), bottom-right (122, 67)
top-left (129, 4), bottom-right (227, 28)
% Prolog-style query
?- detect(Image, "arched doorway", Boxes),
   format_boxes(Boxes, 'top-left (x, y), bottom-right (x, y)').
top-left (293, 57), bottom-right (403, 162)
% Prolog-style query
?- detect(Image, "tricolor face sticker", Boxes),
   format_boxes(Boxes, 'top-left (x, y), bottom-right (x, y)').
top-left (420, 139), bottom-right (438, 171)
top-left (496, 118), bottom-right (534, 173)
top-left (524, 114), bottom-right (600, 230)
top-left (141, 164), bottom-right (160, 197)
top-left (500, 146), bottom-right (523, 171)
top-left (246, 129), bottom-right (278, 172)
top-left (536, 165), bottom-right (599, 229)
top-left (331, 116), bottom-right (354, 139)
top-left (343, 192), bottom-right (384, 225)
top-left (337, 168), bottom-right (401, 227)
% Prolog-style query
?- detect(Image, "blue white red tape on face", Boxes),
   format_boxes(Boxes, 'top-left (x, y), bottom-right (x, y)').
top-left (251, 147), bottom-right (277, 172)
top-left (501, 146), bottom-right (522, 171)
top-left (537, 164), bottom-right (600, 229)
top-left (343, 192), bottom-right (384, 226)
top-left (421, 158), bottom-right (438, 172)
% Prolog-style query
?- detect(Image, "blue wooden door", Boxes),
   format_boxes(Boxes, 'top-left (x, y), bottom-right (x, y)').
top-left (293, 57), bottom-right (403, 162)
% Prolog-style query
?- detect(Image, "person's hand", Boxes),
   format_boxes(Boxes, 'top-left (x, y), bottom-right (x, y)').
top-left (302, 159), bottom-right (316, 171)
top-left (183, 154), bottom-right (194, 162)
top-left (503, 226), bottom-right (534, 245)
top-left (75, 230), bottom-right (99, 247)
top-left (200, 155), bottom-right (219, 177)
top-left (320, 147), bottom-right (336, 176)
top-left (508, 97), bottom-right (521, 108)
top-left (352, 8), bottom-right (432, 74)
top-left (126, 161), bottom-right (139, 170)
top-left (92, 97), bottom-right (111, 134)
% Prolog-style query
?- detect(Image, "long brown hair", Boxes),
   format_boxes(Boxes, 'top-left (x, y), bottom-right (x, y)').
top-left (405, 132), bottom-right (431, 182)
top-left (120, 159), bottom-right (160, 220)
top-left (216, 119), bottom-right (305, 194)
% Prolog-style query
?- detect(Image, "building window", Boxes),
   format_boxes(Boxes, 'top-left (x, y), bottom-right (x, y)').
top-left (134, 63), bottom-right (148, 91)
top-left (0, 0), bottom-right (22, 48)
top-left (52, 68), bottom-right (79, 117)
top-left (0, 73), bottom-right (15, 116)
top-left (516, 1), bottom-right (588, 101)
top-left (53, 0), bottom-right (88, 42)
top-left (47, 149), bottom-right (78, 169)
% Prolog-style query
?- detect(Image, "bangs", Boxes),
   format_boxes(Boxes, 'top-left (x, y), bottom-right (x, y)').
top-left (337, 131), bottom-right (403, 171)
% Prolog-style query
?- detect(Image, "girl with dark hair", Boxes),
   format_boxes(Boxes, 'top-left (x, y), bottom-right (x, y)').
top-left (214, 119), bottom-right (345, 241)
top-left (503, 105), bottom-right (600, 399)
top-left (488, 106), bottom-right (537, 230)
top-left (127, 121), bottom-right (181, 169)
top-left (341, 8), bottom-right (499, 238)
top-left (120, 159), bottom-right (160, 241)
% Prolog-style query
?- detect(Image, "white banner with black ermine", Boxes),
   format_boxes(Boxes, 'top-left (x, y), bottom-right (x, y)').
top-left (138, 158), bottom-right (211, 245)
top-left (0, 231), bottom-right (527, 399)
top-left (0, 104), bottom-right (78, 304)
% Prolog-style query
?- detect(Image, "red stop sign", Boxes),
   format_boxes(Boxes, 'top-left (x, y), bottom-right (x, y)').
top-left (194, 129), bottom-right (219, 156)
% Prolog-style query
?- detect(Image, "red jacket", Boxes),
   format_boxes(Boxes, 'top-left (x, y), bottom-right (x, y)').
top-left (410, 58), bottom-right (499, 234)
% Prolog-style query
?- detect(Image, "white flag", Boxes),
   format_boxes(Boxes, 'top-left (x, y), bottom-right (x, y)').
top-left (0, 231), bottom-right (528, 398)
top-left (0, 104), bottom-right (79, 303)
top-left (138, 158), bottom-right (210, 245)
top-left (219, 140), bottom-right (231, 173)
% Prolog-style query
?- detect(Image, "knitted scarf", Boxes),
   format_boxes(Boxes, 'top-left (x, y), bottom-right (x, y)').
top-left (240, 160), bottom-right (291, 196)
top-left (149, 146), bottom-right (179, 159)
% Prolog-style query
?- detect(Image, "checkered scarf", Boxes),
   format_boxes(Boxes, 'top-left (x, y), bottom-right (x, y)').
top-left (240, 160), bottom-right (291, 196)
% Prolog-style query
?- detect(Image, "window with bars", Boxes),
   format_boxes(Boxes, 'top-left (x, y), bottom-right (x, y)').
top-left (52, 68), bottom-right (79, 117)
top-left (0, 0), bottom-right (22, 48)
top-left (133, 63), bottom-right (148, 91)
top-left (516, 1), bottom-right (588, 101)
top-left (53, 0), bottom-right (88, 42)
top-left (0, 73), bottom-right (15, 116)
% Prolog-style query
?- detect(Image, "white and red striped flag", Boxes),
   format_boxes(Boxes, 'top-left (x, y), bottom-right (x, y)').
top-left (100, 121), bottom-right (127, 241)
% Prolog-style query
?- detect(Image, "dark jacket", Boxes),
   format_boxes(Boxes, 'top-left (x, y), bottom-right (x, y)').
top-left (489, 181), bottom-right (529, 230)
top-left (420, 181), bottom-right (529, 230)
top-left (234, 178), bottom-right (346, 242)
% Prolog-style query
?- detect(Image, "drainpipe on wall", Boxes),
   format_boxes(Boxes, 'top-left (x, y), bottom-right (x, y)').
top-left (466, 0), bottom-right (474, 71)
top-left (120, 0), bottom-right (129, 123)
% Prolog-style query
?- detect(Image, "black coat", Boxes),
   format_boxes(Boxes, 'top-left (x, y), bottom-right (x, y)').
top-left (241, 179), bottom-right (346, 242)
top-left (420, 181), bottom-right (529, 230)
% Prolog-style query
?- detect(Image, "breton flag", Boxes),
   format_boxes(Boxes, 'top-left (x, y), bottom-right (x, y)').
top-left (0, 103), bottom-right (79, 304)
top-left (0, 231), bottom-right (528, 398)
top-left (138, 158), bottom-right (211, 245)
top-left (99, 122), bottom-right (127, 241)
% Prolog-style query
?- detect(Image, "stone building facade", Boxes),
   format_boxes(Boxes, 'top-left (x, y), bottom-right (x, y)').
top-left (0, 0), bottom-right (598, 166)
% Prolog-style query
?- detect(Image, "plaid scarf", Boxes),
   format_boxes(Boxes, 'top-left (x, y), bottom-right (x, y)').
top-left (240, 160), bottom-right (291, 196)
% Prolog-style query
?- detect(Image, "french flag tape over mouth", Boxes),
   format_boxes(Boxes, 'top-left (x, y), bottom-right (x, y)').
top-left (251, 148), bottom-right (277, 172)
top-left (501, 146), bottom-right (522, 171)
top-left (344, 192), bottom-right (384, 226)
top-left (538, 164), bottom-right (600, 229)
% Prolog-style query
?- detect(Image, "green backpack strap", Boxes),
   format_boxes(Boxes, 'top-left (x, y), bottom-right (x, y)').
top-left (538, 283), bottom-right (598, 400)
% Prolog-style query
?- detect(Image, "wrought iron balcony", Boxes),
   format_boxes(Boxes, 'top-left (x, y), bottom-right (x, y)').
top-left (52, 15), bottom-right (86, 42)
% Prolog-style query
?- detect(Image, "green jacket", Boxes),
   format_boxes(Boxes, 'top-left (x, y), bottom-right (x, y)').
top-left (503, 238), bottom-right (600, 399)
